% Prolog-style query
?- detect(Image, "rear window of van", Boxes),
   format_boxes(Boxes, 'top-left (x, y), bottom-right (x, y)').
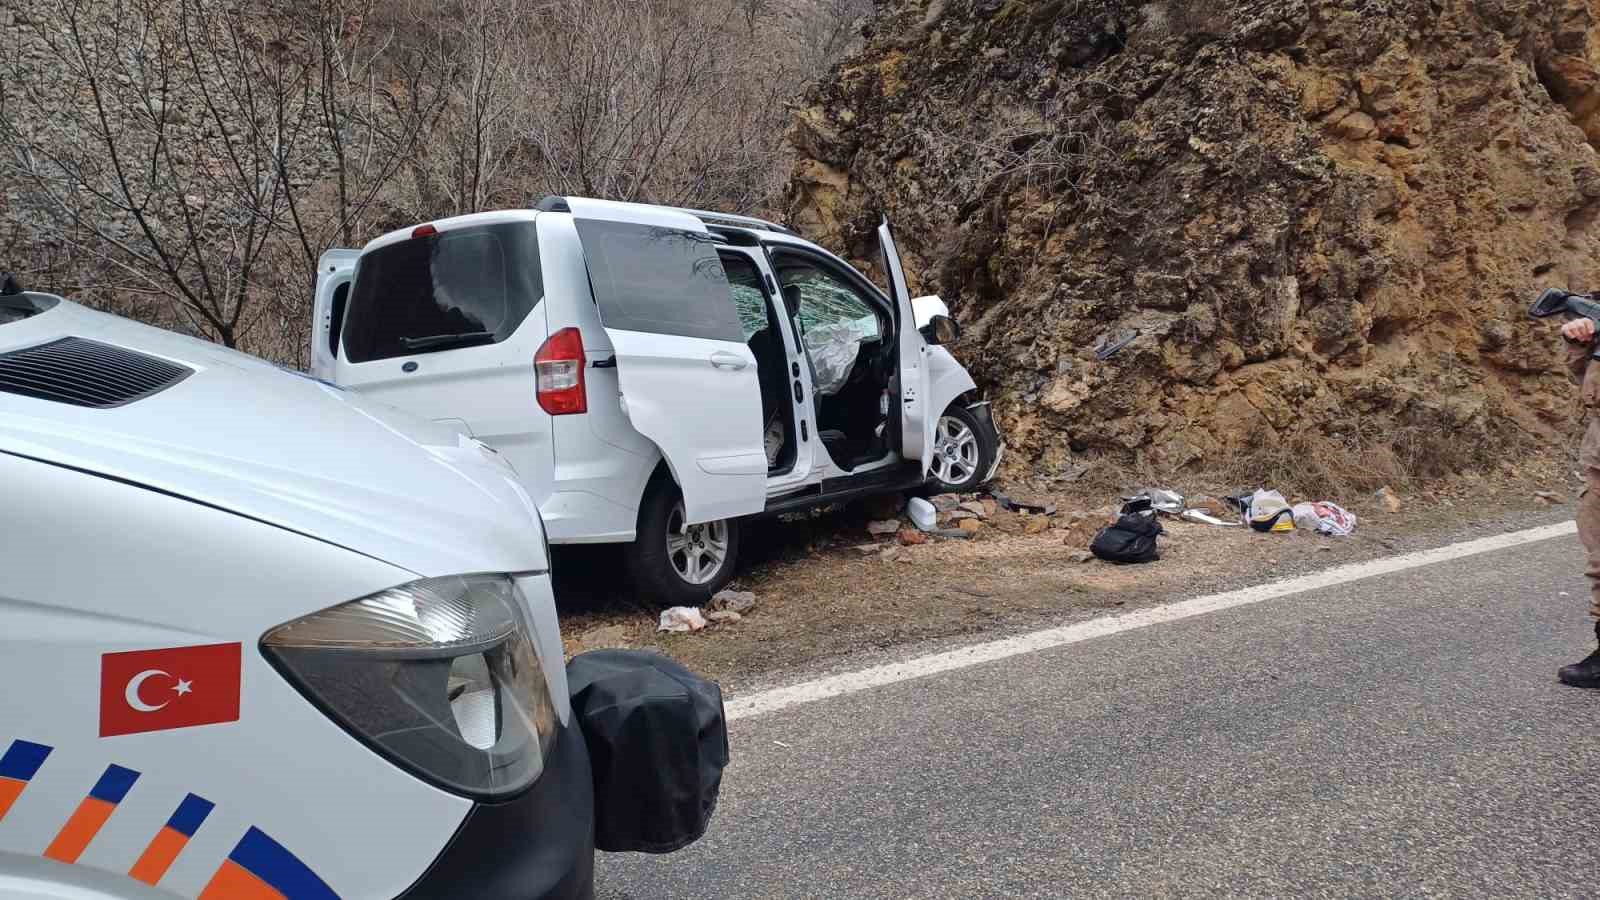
top-left (342, 222), bottom-right (543, 363)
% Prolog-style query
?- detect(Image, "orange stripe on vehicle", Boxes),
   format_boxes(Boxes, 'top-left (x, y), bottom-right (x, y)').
top-left (199, 859), bottom-right (285, 900)
top-left (0, 778), bottom-right (25, 822)
top-left (42, 797), bottom-right (115, 863)
top-left (129, 826), bottom-right (187, 885)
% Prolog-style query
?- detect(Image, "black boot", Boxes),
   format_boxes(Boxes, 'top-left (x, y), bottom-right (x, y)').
top-left (1558, 622), bottom-right (1600, 688)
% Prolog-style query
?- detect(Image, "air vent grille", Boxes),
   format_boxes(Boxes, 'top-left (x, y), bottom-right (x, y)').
top-left (0, 337), bottom-right (192, 408)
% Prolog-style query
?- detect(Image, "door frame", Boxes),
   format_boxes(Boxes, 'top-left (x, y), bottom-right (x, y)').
top-left (310, 249), bottom-right (357, 381)
top-left (763, 243), bottom-right (904, 471)
top-left (715, 244), bottom-right (818, 492)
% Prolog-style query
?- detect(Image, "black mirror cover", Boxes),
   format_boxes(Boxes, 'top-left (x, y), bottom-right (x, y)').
top-left (567, 649), bottom-right (729, 854)
top-left (920, 314), bottom-right (961, 345)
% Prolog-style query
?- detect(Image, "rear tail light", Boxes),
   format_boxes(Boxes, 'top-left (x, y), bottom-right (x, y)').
top-left (535, 327), bottom-right (587, 415)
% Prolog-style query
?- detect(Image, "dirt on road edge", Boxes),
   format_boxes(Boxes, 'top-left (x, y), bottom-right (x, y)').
top-left (557, 466), bottom-right (1585, 695)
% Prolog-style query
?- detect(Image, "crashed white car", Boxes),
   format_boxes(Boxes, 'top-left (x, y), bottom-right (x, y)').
top-left (310, 197), bottom-right (1003, 604)
top-left (0, 287), bottom-right (596, 898)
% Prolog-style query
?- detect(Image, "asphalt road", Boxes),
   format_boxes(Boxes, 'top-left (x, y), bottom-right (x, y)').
top-left (596, 530), bottom-right (1600, 898)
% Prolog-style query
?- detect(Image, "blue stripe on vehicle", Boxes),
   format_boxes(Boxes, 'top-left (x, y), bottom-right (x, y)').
top-left (166, 793), bottom-right (215, 838)
top-left (228, 827), bottom-right (340, 900)
top-left (0, 740), bottom-right (52, 781)
top-left (87, 764), bottom-right (140, 804)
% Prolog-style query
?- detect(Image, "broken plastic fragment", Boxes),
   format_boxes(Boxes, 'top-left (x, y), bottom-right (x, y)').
top-left (658, 607), bottom-right (707, 633)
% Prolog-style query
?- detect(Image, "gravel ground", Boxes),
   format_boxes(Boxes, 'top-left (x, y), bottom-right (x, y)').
top-left (556, 472), bottom-right (1581, 695)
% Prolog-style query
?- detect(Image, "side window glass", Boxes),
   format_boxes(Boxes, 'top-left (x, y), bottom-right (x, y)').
top-left (720, 253), bottom-right (769, 341)
top-left (575, 220), bottom-right (744, 342)
top-left (779, 265), bottom-right (882, 342)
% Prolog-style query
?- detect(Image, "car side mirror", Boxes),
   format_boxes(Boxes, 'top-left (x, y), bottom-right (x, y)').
top-left (919, 314), bottom-right (961, 345)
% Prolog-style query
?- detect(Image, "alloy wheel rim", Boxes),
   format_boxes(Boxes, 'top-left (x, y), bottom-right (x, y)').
top-left (931, 416), bottom-right (980, 487)
top-left (666, 500), bottom-right (730, 585)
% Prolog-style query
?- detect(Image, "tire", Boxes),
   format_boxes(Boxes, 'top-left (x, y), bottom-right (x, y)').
top-left (623, 472), bottom-right (741, 607)
top-left (927, 403), bottom-right (998, 494)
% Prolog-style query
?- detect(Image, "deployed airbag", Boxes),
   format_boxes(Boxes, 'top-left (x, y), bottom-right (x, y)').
top-left (567, 650), bottom-right (729, 853)
top-left (805, 319), bottom-right (867, 396)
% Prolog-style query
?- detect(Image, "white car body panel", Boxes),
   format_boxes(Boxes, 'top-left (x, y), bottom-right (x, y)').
top-left (876, 221), bottom-right (935, 473)
top-left (0, 297), bottom-right (577, 898)
top-left (0, 301), bottom-right (548, 579)
top-left (1, 456), bottom-right (468, 899)
top-left (567, 201), bottom-right (768, 525)
top-left (927, 346), bottom-right (978, 420)
top-left (536, 213), bottom-right (660, 543)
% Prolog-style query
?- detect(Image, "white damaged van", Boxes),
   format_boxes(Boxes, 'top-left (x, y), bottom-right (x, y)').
top-left (311, 197), bottom-right (1001, 604)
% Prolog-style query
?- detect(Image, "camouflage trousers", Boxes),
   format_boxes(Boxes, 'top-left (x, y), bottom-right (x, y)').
top-left (1577, 419), bottom-right (1600, 622)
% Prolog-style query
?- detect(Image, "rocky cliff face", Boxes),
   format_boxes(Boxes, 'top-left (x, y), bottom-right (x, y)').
top-left (783, 0), bottom-right (1600, 480)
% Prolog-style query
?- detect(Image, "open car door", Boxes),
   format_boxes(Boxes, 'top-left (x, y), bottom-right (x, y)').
top-left (310, 249), bottom-right (357, 381)
top-left (569, 199), bottom-right (767, 524)
top-left (877, 219), bottom-right (935, 473)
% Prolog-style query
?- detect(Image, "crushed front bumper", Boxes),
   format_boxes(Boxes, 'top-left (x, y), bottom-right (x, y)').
top-left (399, 723), bottom-right (596, 899)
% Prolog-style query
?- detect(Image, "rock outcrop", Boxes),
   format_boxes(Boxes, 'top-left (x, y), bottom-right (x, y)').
top-left (783, 0), bottom-right (1600, 478)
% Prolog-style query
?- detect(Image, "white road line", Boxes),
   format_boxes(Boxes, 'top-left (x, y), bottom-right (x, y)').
top-left (726, 520), bottom-right (1578, 721)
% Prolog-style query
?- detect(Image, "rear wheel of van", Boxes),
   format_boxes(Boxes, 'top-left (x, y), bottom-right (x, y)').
top-left (928, 403), bottom-right (998, 494)
top-left (624, 474), bottom-right (740, 606)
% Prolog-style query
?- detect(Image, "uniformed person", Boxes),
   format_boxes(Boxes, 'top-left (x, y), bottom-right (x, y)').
top-left (1560, 313), bottom-right (1600, 687)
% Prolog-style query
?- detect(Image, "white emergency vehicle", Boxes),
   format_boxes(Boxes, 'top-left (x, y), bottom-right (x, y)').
top-left (310, 197), bottom-right (1002, 604)
top-left (0, 287), bottom-right (596, 898)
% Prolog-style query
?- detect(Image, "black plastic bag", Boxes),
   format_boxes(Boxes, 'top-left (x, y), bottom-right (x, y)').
top-left (567, 649), bottom-right (729, 853)
top-left (1090, 511), bottom-right (1163, 564)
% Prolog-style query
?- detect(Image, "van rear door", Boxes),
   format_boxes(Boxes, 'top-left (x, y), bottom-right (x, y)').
top-left (568, 200), bottom-right (766, 525)
top-left (331, 219), bottom-right (549, 476)
top-left (310, 249), bottom-right (357, 380)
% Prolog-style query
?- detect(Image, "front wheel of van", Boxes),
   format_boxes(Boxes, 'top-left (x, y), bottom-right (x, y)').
top-left (927, 404), bottom-right (998, 494)
top-left (624, 475), bottom-right (741, 606)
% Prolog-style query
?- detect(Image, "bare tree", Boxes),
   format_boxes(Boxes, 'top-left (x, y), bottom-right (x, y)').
top-left (392, 0), bottom-right (535, 219)
top-left (520, 0), bottom-right (796, 212)
top-left (0, 0), bottom-right (874, 360)
top-left (0, 0), bottom-right (440, 353)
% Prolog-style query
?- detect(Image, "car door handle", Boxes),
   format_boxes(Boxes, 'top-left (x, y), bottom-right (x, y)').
top-left (709, 352), bottom-right (748, 371)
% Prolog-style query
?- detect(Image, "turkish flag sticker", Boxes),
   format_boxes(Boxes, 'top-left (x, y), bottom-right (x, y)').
top-left (100, 643), bottom-right (242, 737)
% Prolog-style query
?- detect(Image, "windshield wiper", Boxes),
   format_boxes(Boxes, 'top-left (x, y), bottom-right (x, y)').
top-left (398, 331), bottom-right (496, 352)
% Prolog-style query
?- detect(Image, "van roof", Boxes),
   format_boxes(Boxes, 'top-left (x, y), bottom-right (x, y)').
top-left (362, 209), bottom-right (541, 255)
top-left (534, 195), bottom-right (797, 236)
top-left (363, 198), bottom-right (798, 257)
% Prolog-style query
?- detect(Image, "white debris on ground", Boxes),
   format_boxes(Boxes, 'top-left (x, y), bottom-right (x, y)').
top-left (658, 607), bottom-right (708, 633)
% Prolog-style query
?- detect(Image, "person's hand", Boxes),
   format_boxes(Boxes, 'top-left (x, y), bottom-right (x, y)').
top-left (1564, 317), bottom-right (1597, 344)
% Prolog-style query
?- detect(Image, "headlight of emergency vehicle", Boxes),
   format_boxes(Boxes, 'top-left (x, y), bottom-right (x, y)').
top-left (262, 574), bottom-right (558, 799)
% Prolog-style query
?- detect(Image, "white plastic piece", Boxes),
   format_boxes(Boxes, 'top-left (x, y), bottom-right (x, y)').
top-left (908, 497), bottom-right (937, 531)
top-left (658, 606), bottom-right (707, 633)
